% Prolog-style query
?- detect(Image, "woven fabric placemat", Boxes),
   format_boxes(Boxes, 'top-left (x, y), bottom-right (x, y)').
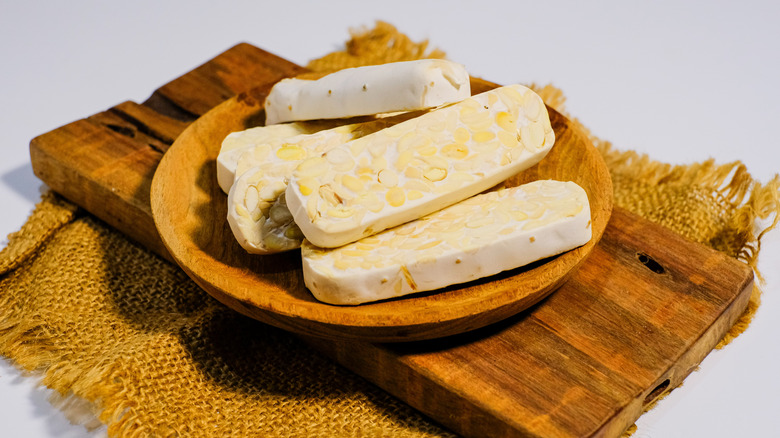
top-left (2, 22), bottom-right (779, 437)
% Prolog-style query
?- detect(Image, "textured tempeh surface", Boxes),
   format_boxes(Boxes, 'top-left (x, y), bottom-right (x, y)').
top-left (286, 84), bottom-right (554, 248)
top-left (301, 180), bottom-right (592, 305)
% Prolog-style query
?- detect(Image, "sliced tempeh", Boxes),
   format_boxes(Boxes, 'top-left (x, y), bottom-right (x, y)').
top-left (286, 84), bottom-right (555, 249)
top-left (217, 120), bottom-right (347, 193)
top-left (264, 59), bottom-right (470, 125)
top-left (226, 112), bottom-right (424, 254)
top-left (301, 180), bottom-right (592, 305)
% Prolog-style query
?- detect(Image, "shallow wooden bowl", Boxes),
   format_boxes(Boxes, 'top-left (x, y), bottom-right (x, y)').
top-left (150, 78), bottom-right (613, 342)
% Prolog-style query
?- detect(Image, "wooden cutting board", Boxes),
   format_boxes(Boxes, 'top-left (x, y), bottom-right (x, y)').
top-left (29, 43), bottom-right (753, 437)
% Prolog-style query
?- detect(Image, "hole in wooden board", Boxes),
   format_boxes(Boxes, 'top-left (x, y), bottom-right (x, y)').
top-left (636, 252), bottom-right (666, 274)
top-left (644, 378), bottom-right (670, 406)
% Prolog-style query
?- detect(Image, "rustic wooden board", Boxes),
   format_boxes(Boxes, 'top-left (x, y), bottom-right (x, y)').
top-left (29, 43), bottom-right (753, 437)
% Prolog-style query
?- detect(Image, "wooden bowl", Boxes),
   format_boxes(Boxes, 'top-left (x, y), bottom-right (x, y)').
top-left (150, 79), bottom-right (613, 342)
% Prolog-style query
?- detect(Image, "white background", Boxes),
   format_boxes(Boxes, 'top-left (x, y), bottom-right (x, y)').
top-left (1, 1), bottom-right (779, 437)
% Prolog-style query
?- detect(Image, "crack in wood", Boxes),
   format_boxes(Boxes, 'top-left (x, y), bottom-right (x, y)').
top-left (142, 91), bottom-right (200, 123)
top-left (109, 108), bottom-right (175, 145)
top-left (106, 123), bottom-right (136, 138)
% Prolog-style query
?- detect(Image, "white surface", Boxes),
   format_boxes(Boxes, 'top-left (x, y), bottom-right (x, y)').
top-left (1, 1), bottom-right (778, 436)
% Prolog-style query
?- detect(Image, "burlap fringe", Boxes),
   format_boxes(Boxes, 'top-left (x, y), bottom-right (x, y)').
top-left (595, 146), bottom-right (780, 276)
top-left (0, 313), bottom-right (137, 434)
top-left (0, 264), bottom-right (172, 437)
top-left (0, 192), bottom-right (86, 426)
top-left (0, 193), bottom-right (139, 434)
top-left (0, 191), bottom-right (77, 275)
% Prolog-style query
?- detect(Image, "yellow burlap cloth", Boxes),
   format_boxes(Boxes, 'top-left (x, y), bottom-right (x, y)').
top-left (2, 22), bottom-right (779, 437)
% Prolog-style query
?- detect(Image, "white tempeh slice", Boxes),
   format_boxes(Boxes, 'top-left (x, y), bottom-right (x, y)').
top-left (217, 119), bottom-right (355, 194)
top-left (286, 84), bottom-right (555, 249)
top-left (226, 112), bottom-right (424, 254)
top-left (301, 180), bottom-right (592, 305)
top-left (264, 59), bottom-right (470, 125)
